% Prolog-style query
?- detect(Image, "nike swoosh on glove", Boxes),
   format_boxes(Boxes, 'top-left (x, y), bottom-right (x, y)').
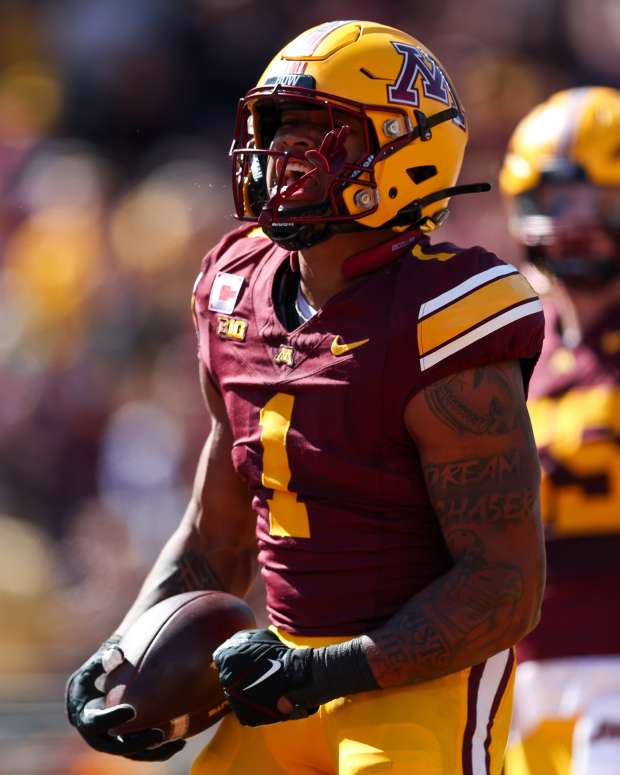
top-left (212, 629), bottom-right (317, 727)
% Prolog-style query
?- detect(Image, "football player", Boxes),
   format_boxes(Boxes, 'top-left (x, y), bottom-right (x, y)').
top-left (67, 21), bottom-right (546, 774)
top-left (501, 87), bottom-right (620, 775)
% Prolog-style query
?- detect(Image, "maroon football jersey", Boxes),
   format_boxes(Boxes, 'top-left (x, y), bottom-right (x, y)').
top-left (192, 225), bottom-right (544, 635)
top-left (519, 301), bottom-right (620, 662)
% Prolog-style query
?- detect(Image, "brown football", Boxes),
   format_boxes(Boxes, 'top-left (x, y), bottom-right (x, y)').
top-left (103, 590), bottom-right (255, 740)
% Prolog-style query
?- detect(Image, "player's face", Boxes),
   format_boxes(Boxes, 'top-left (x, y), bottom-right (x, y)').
top-left (536, 183), bottom-right (620, 256)
top-left (265, 107), bottom-right (366, 205)
top-left (514, 182), bottom-right (620, 284)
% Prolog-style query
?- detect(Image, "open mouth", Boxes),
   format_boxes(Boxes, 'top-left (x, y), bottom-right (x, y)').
top-left (282, 158), bottom-right (313, 186)
top-left (270, 156), bottom-right (323, 203)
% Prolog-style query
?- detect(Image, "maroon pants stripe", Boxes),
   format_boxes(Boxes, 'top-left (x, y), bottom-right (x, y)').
top-left (462, 649), bottom-right (513, 775)
top-left (484, 649), bottom-right (515, 772)
top-left (462, 661), bottom-right (487, 775)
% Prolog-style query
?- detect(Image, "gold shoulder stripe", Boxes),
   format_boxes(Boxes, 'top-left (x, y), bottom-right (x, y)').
top-left (247, 227), bottom-right (268, 239)
top-left (412, 243), bottom-right (456, 262)
top-left (419, 300), bottom-right (542, 371)
top-left (418, 273), bottom-right (537, 356)
top-left (419, 264), bottom-right (517, 319)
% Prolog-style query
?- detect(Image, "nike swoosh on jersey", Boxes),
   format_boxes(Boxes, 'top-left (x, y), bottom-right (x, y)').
top-left (330, 335), bottom-right (370, 356)
top-left (243, 658), bottom-right (283, 691)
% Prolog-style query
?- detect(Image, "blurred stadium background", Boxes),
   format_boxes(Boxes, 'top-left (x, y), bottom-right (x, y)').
top-left (1, 1), bottom-right (619, 772)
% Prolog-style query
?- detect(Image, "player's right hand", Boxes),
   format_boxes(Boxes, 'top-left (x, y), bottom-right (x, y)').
top-left (65, 638), bottom-right (186, 761)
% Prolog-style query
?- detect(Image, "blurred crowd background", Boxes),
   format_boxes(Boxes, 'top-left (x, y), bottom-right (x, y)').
top-left (1, 1), bottom-right (619, 773)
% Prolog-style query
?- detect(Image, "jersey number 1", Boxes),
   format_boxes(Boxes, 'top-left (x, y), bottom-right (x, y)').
top-left (259, 393), bottom-right (310, 538)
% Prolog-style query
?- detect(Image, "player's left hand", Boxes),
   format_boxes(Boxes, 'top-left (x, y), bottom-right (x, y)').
top-left (212, 628), bottom-right (319, 726)
top-left (66, 639), bottom-right (186, 761)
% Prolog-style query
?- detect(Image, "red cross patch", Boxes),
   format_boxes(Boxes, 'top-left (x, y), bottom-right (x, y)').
top-left (208, 272), bottom-right (244, 314)
top-left (218, 284), bottom-right (236, 302)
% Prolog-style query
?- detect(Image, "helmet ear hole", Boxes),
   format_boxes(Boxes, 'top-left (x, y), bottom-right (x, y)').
top-left (407, 165), bottom-right (438, 185)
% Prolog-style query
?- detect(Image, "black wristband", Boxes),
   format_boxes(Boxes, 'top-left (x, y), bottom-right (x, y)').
top-left (286, 638), bottom-right (378, 708)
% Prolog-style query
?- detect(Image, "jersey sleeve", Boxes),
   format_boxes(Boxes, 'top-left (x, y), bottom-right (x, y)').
top-left (412, 247), bottom-right (545, 393)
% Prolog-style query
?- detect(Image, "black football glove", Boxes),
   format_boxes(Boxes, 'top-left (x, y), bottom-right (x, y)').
top-left (212, 628), bottom-right (378, 727)
top-left (213, 629), bottom-right (317, 726)
top-left (66, 637), bottom-right (186, 761)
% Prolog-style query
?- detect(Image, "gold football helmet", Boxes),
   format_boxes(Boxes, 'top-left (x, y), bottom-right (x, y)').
top-left (231, 20), bottom-right (489, 248)
top-left (500, 87), bottom-right (620, 285)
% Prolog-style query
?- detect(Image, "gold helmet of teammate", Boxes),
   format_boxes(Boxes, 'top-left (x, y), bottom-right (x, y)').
top-left (230, 20), bottom-right (489, 249)
top-left (500, 86), bottom-right (620, 286)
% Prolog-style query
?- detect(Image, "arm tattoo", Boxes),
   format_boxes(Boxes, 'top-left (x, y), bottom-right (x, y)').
top-left (367, 363), bottom-right (541, 687)
top-left (158, 550), bottom-right (223, 596)
top-left (368, 529), bottom-right (524, 685)
top-left (424, 366), bottom-right (520, 435)
top-left (424, 449), bottom-right (537, 529)
top-left (114, 549), bottom-right (225, 636)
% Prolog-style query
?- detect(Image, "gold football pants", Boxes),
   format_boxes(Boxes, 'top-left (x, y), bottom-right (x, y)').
top-left (191, 631), bottom-right (515, 775)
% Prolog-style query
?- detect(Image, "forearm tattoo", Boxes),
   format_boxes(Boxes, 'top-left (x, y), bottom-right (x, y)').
top-left (158, 551), bottom-right (223, 596)
top-left (370, 530), bottom-right (524, 684)
top-left (368, 364), bottom-right (540, 687)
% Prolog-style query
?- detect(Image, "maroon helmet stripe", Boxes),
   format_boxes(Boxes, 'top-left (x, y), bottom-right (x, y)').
top-left (303, 20), bottom-right (352, 54)
top-left (285, 60), bottom-right (306, 75)
top-left (462, 661), bottom-right (486, 775)
top-left (282, 21), bottom-right (353, 75)
top-left (483, 648), bottom-right (515, 772)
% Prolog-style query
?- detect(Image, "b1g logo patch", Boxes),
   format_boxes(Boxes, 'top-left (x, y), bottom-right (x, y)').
top-left (209, 272), bottom-right (244, 314)
top-left (216, 315), bottom-right (247, 341)
top-left (387, 42), bottom-right (465, 130)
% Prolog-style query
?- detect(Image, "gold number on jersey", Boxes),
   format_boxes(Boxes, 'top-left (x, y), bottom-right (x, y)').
top-left (529, 388), bottom-right (620, 535)
top-left (538, 443), bottom-right (620, 535)
top-left (259, 393), bottom-right (310, 538)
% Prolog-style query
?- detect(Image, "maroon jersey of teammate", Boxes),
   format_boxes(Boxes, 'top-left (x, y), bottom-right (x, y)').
top-left (519, 301), bottom-right (620, 662)
top-left (192, 224), bottom-right (544, 636)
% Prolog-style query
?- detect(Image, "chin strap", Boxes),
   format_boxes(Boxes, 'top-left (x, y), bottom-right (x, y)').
top-left (264, 182), bottom-right (492, 249)
top-left (264, 221), bottom-right (332, 251)
top-left (390, 182), bottom-right (492, 230)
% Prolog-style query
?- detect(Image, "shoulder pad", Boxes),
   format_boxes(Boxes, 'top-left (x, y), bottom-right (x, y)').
top-left (407, 243), bottom-right (545, 386)
top-left (198, 224), bottom-right (276, 275)
top-left (191, 224), bottom-right (280, 329)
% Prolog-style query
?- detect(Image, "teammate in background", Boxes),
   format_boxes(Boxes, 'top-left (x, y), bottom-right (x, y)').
top-left (501, 87), bottom-right (620, 775)
top-left (66, 21), bottom-right (545, 774)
